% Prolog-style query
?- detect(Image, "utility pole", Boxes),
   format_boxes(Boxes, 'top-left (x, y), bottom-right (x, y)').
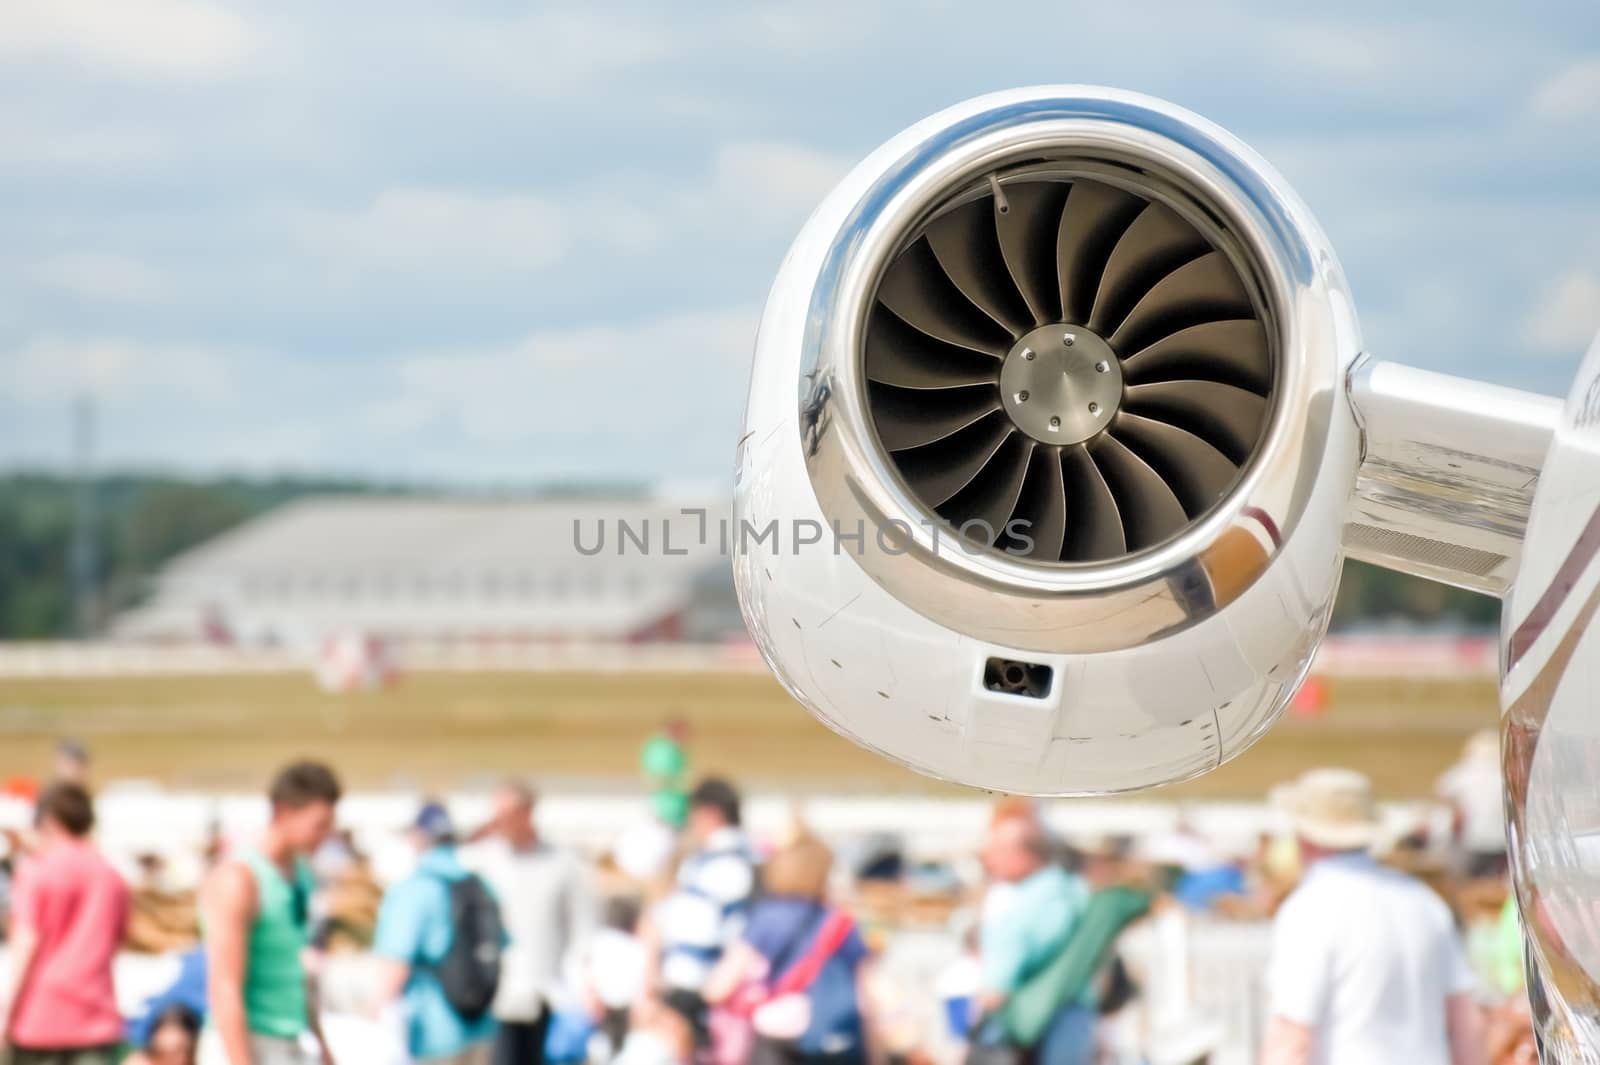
top-left (70, 395), bottom-right (98, 639)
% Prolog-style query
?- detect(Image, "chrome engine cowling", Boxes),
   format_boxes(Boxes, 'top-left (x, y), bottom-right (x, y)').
top-left (734, 86), bottom-right (1365, 794)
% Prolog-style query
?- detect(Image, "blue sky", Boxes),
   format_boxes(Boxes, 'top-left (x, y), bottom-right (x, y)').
top-left (2, 0), bottom-right (1597, 484)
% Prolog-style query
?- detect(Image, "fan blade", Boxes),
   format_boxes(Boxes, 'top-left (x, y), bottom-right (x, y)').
top-left (1056, 180), bottom-right (1144, 325)
top-left (1091, 434), bottom-right (1189, 550)
top-left (868, 382), bottom-right (999, 452)
top-left (1088, 201), bottom-right (1211, 336)
top-left (1007, 444), bottom-right (1068, 561)
top-left (1061, 445), bottom-right (1126, 561)
top-left (1121, 319), bottom-right (1271, 394)
top-left (1108, 250), bottom-right (1254, 354)
top-left (941, 432), bottom-right (1032, 544)
top-left (994, 181), bottom-right (1069, 325)
top-left (898, 413), bottom-right (1015, 507)
top-left (876, 239), bottom-right (1012, 356)
top-left (924, 199), bottom-right (1033, 337)
top-left (866, 309), bottom-right (1002, 390)
top-left (1113, 412), bottom-right (1240, 518)
top-left (1123, 379), bottom-right (1269, 464)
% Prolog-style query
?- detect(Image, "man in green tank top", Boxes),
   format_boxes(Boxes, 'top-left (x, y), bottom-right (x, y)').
top-left (202, 762), bottom-right (342, 1065)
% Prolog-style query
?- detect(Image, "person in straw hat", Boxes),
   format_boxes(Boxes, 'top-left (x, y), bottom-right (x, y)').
top-left (1259, 768), bottom-right (1485, 1065)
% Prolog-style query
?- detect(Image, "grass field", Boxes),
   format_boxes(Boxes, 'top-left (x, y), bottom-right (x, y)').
top-left (0, 669), bottom-right (1497, 798)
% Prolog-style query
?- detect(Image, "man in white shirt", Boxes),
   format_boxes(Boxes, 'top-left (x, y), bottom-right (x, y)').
top-left (1260, 768), bottom-right (1486, 1065)
top-left (1436, 729), bottom-right (1508, 878)
top-left (464, 780), bottom-right (593, 1065)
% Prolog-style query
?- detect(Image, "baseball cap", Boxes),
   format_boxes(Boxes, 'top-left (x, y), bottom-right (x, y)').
top-left (411, 800), bottom-right (454, 842)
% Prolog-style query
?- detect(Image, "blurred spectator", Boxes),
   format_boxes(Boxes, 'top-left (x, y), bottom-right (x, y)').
top-left (579, 896), bottom-right (648, 1059)
top-left (1, 781), bottom-right (129, 1065)
top-left (641, 717), bottom-right (692, 830)
top-left (464, 779), bottom-right (593, 1065)
top-left (52, 739), bottom-right (91, 788)
top-left (1146, 1015), bottom-right (1223, 1065)
top-left (973, 813), bottom-right (1095, 1065)
top-left (648, 777), bottom-right (757, 1048)
top-left (1260, 768), bottom-right (1484, 1065)
top-left (373, 801), bottom-right (502, 1065)
top-left (0, 842), bottom-right (13, 936)
top-left (615, 998), bottom-right (693, 1065)
top-left (126, 1003), bottom-right (203, 1065)
top-left (1488, 894), bottom-right (1525, 997)
top-left (1484, 993), bottom-right (1536, 1065)
top-left (1437, 730), bottom-right (1507, 879)
top-left (201, 760), bottom-right (341, 1065)
top-left (937, 920), bottom-right (982, 1044)
top-left (128, 948), bottom-right (210, 1049)
top-left (704, 831), bottom-right (872, 1065)
top-left (613, 818), bottom-right (677, 885)
top-left (853, 834), bottom-right (904, 884)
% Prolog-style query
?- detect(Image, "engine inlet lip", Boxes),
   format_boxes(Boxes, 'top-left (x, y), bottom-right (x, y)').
top-left (795, 89), bottom-right (1349, 651)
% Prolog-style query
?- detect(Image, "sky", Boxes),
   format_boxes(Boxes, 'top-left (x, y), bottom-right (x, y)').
top-left (1, 0), bottom-right (1597, 485)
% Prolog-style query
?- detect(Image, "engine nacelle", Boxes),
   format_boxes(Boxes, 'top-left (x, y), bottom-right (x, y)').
top-left (733, 86), bottom-right (1366, 795)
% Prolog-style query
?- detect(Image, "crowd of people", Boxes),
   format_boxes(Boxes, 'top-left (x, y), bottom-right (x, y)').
top-left (0, 728), bottom-right (1537, 1065)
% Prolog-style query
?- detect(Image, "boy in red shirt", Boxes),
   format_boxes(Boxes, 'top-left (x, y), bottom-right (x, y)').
top-left (2, 781), bottom-right (131, 1065)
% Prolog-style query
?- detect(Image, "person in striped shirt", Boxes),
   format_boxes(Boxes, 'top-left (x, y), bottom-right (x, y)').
top-left (647, 778), bottom-right (756, 1044)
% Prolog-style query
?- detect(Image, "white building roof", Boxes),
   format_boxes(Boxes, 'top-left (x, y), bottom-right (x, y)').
top-left (113, 495), bottom-right (734, 645)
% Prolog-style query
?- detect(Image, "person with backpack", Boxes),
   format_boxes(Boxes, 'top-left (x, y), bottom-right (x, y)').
top-left (374, 801), bottom-right (505, 1065)
top-left (701, 830), bottom-right (872, 1065)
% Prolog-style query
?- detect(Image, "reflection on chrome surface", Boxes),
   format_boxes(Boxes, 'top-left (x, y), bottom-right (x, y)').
top-left (1506, 582), bottom-right (1600, 1060)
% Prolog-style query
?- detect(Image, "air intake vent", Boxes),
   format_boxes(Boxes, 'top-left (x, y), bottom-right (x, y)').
top-left (864, 172), bottom-right (1275, 564)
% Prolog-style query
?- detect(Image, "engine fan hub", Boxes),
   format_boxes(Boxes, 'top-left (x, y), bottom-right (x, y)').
top-left (999, 325), bottom-right (1123, 445)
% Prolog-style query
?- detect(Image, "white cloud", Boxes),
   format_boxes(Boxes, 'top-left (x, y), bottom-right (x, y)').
top-left (0, 0), bottom-right (254, 77)
top-left (1530, 58), bottom-right (1600, 122)
top-left (0, 120), bottom-right (170, 172)
top-left (1525, 270), bottom-right (1600, 353)
top-left (0, 309), bottom-right (759, 478)
top-left (27, 253), bottom-right (170, 304)
top-left (5, 335), bottom-right (237, 406)
top-left (299, 188), bottom-right (572, 279)
top-left (708, 141), bottom-right (850, 230)
top-left (1523, 270), bottom-right (1600, 351)
top-left (0, 335), bottom-right (370, 472)
top-left (1262, 21), bottom-right (1403, 81)
top-left (369, 308), bottom-right (757, 445)
top-left (431, 9), bottom-right (679, 96)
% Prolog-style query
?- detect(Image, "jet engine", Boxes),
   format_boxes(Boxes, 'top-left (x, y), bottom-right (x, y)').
top-left (733, 86), bottom-right (1558, 795)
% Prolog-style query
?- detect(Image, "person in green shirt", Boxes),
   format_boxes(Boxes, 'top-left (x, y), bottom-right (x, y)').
top-left (1491, 893), bottom-right (1526, 996)
top-left (640, 716), bottom-right (691, 828)
top-left (202, 761), bottom-right (342, 1065)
